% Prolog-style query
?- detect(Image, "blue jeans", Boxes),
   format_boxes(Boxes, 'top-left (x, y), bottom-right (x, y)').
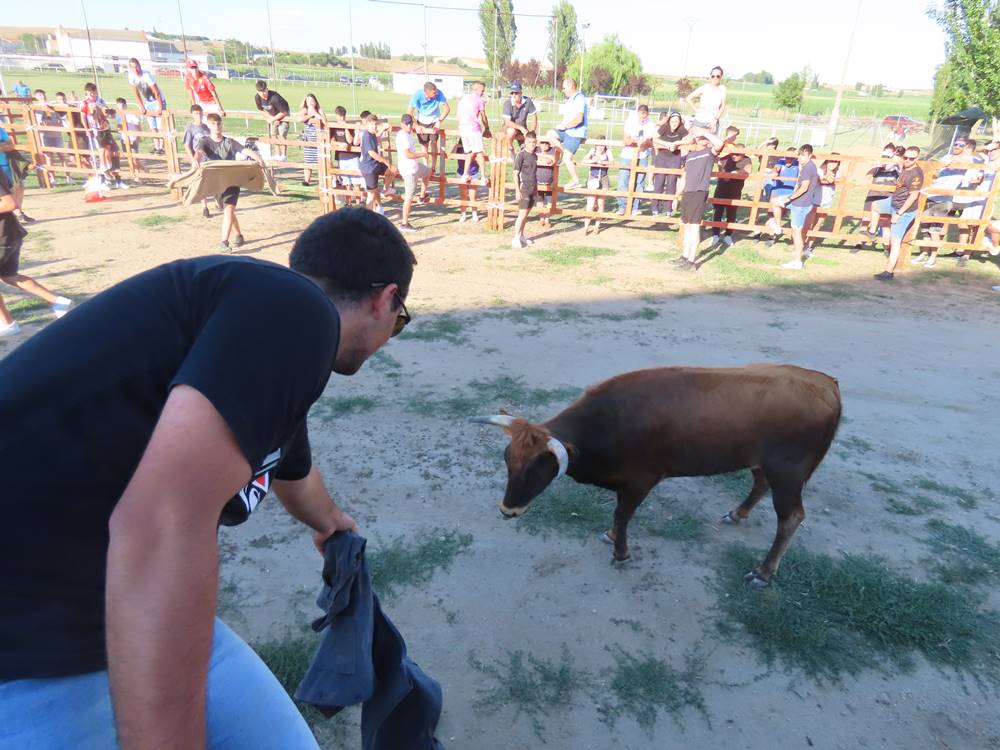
top-left (871, 197), bottom-right (917, 240)
top-left (617, 154), bottom-right (648, 213)
top-left (0, 619), bottom-right (319, 750)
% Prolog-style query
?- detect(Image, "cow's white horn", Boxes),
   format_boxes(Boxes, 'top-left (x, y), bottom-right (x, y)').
top-left (468, 415), bottom-right (517, 427)
top-left (547, 436), bottom-right (569, 479)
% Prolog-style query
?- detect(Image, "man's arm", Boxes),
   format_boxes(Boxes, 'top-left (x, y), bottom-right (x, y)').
top-left (528, 110), bottom-right (538, 133)
top-left (150, 82), bottom-right (165, 113)
top-left (780, 173), bottom-right (811, 205)
top-left (106, 385), bottom-right (252, 750)
top-left (272, 465), bottom-right (357, 552)
top-left (130, 84), bottom-right (146, 114)
top-left (685, 85), bottom-right (702, 111)
top-left (438, 101), bottom-right (451, 124)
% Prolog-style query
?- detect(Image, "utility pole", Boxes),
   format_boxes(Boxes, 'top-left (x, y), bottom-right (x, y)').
top-left (265, 0), bottom-right (278, 82)
top-left (682, 18), bottom-right (697, 77)
top-left (177, 0), bottom-right (189, 60)
top-left (423, 2), bottom-right (429, 78)
top-left (348, 0), bottom-right (358, 113)
top-left (80, 0), bottom-right (100, 95)
top-left (828, 0), bottom-right (863, 148)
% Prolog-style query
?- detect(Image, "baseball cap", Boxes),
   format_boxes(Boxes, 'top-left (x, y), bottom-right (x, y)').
top-left (401, 113), bottom-right (414, 125)
top-left (186, 59), bottom-right (199, 68)
top-left (509, 82), bottom-right (522, 93)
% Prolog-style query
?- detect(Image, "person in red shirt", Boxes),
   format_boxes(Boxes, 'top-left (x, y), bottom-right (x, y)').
top-left (184, 60), bottom-right (225, 117)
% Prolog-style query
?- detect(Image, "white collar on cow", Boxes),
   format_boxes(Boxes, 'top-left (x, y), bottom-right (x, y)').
top-left (547, 436), bottom-right (569, 479)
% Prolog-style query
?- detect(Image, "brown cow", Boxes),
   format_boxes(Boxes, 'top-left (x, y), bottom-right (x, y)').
top-left (472, 364), bottom-right (841, 586)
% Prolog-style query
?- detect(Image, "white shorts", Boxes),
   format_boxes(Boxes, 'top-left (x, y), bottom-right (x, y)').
top-left (460, 128), bottom-right (484, 154)
top-left (199, 102), bottom-right (221, 115)
top-left (338, 157), bottom-right (364, 187)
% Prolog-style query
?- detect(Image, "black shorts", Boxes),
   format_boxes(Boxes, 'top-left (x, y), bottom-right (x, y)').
top-left (681, 190), bottom-right (709, 224)
top-left (518, 192), bottom-right (537, 211)
top-left (416, 126), bottom-right (438, 146)
top-left (363, 163), bottom-right (387, 190)
top-left (221, 186), bottom-right (240, 206)
top-left (0, 238), bottom-right (23, 278)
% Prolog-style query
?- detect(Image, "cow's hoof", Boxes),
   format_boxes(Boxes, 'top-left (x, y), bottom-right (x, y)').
top-left (743, 570), bottom-right (770, 588)
top-left (721, 512), bottom-right (740, 525)
top-left (600, 531), bottom-right (614, 545)
top-left (611, 553), bottom-right (631, 565)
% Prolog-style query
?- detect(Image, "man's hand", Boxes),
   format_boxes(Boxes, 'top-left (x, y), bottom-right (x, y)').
top-left (220, 109), bottom-right (227, 118)
top-left (311, 510), bottom-right (359, 553)
top-left (890, 212), bottom-right (900, 225)
top-left (139, 107), bottom-right (147, 116)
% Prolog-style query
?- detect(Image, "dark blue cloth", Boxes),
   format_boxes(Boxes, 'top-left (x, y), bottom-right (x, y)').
top-left (294, 531), bottom-right (444, 750)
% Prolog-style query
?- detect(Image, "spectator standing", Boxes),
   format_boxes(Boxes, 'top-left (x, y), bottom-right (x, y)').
top-left (182, 104), bottom-right (212, 218)
top-left (254, 81), bottom-right (291, 160)
top-left (581, 142), bottom-right (613, 235)
top-left (545, 78), bottom-right (588, 189)
top-left (298, 94), bottom-right (326, 187)
top-left (775, 144), bottom-right (822, 270)
top-left (396, 114), bottom-right (431, 233)
top-left (127, 59), bottom-right (167, 155)
top-left (115, 98), bottom-right (142, 154)
top-left (13, 80), bottom-right (31, 98)
top-left (184, 60), bottom-right (225, 116)
top-left (708, 140), bottom-right (751, 248)
top-left (193, 113), bottom-right (266, 252)
top-left (0, 168), bottom-right (72, 337)
top-left (407, 82), bottom-right (450, 156)
top-left (81, 83), bottom-right (126, 190)
top-left (452, 141), bottom-right (482, 223)
top-left (651, 112), bottom-right (687, 216)
top-left (616, 105), bottom-right (657, 216)
top-left (869, 146), bottom-right (924, 280)
top-left (359, 113), bottom-right (398, 215)
top-left (511, 131), bottom-right (540, 248)
top-left (502, 82), bottom-right (537, 149)
top-left (686, 66), bottom-right (727, 133)
top-left (457, 81), bottom-right (489, 184)
top-left (33, 89), bottom-right (66, 182)
top-left (673, 127), bottom-right (733, 269)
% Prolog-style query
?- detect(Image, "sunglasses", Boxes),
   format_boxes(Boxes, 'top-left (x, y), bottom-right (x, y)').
top-left (902, 155), bottom-right (917, 161)
top-left (711, 75), bottom-right (722, 79)
top-left (371, 283), bottom-right (412, 336)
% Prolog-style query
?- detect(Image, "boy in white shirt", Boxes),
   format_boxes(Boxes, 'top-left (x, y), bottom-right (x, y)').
top-left (395, 114), bottom-right (431, 233)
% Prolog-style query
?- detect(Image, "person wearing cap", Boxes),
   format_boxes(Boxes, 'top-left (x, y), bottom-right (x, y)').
top-left (502, 82), bottom-right (537, 150)
top-left (127, 58), bottom-right (167, 155)
top-left (185, 60), bottom-right (226, 117)
top-left (396, 114), bottom-right (431, 233)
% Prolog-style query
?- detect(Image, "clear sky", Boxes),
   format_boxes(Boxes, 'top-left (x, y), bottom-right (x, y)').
top-left (6, 0), bottom-right (945, 89)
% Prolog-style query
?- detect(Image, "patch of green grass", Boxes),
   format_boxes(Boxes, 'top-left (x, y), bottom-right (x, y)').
top-left (369, 529), bottom-right (473, 597)
top-left (135, 213), bottom-right (185, 229)
top-left (589, 275), bottom-right (615, 286)
top-left (398, 313), bottom-right (466, 344)
top-left (366, 350), bottom-right (401, 372)
top-left (884, 495), bottom-right (943, 516)
top-left (837, 434), bottom-right (874, 455)
top-left (6, 296), bottom-right (52, 325)
top-left (311, 395), bottom-right (377, 422)
top-left (913, 477), bottom-right (980, 510)
top-left (491, 305), bottom-right (583, 325)
top-left (532, 245), bottom-right (615, 266)
top-left (647, 251), bottom-right (673, 262)
top-left (593, 306), bottom-right (660, 322)
top-left (706, 471), bottom-right (750, 498)
top-left (925, 519), bottom-right (1000, 585)
top-left (716, 543), bottom-right (1000, 684)
top-left (601, 647), bottom-right (705, 731)
top-left (644, 512), bottom-right (709, 543)
top-left (470, 645), bottom-right (587, 739)
top-left (409, 374), bottom-right (580, 418)
top-left (516, 482), bottom-right (615, 541)
top-left (24, 229), bottom-right (54, 253)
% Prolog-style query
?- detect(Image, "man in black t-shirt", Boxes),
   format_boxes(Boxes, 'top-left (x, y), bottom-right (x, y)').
top-left (511, 131), bottom-right (540, 248)
top-left (868, 145), bottom-right (924, 279)
top-left (502, 82), bottom-right (538, 149)
top-left (709, 136), bottom-right (752, 248)
top-left (254, 80), bottom-right (291, 158)
top-left (0, 208), bottom-right (416, 749)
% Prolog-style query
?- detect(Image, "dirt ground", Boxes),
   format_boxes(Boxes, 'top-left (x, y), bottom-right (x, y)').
top-left (5, 184), bottom-right (1000, 749)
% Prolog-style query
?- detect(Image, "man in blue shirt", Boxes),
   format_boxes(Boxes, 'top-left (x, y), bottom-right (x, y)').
top-left (13, 80), bottom-right (31, 98)
top-left (545, 77), bottom-right (588, 189)
top-left (406, 82), bottom-right (450, 153)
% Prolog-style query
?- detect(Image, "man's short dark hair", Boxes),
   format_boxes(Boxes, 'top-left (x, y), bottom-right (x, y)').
top-left (423, 82), bottom-right (437, 93)
top-left (904, 146), bottom-right (921, 157)
top-left (34, 89), bottom-right (46, 97)
top-left (364, 113), bottom-right (379, 124)
top-left (882, 142), bottom-right (895, 152)
top-left (638, 104), bottom-right (649, 114)
top-left (335, 105), bottom-right (347, 117)
top-left (206, 113), bottom-right (222, 125)
top-left (359, 110), bottom-right (372, 119)
top-left (128, 57), bottom-right (140, 66)
top-left (524, 130), bottom-right (537, 139)
top-left (290, 208), bottom-right (417, 303)
top-left (966, 138), bottom-right (978, 149)
top-left (84, 82), bottom-right (97, 93)
top-left (115, 97), bottom-right (127, 106)
top-left (711, 66), bottom-right (724, 76)
top-left (799, 144), bottom-right (814, 156)
top-left (255, 80), bottom-right (268, 92)
top-left (190, 104), bottom-right (203, 113)
top-left (725, 125), bottom-right (739, 137)
top-left (55, 91), bottom-right (65, 98)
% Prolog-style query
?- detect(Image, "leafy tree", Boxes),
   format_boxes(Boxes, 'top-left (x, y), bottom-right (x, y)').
top-left (503, 59), bottom-right (543, 87)
top-left (739, 70), bottom-right (774, 84)
top-left (547, 1), bottom-right (579, 81)
top-left (575, 34), bottom-right (644, 95)
top-left (773, 72), bottom-right (806, 110)
top-left (854, 81), bottom-right (864, 91)
top-left (929, 0), bottom-right (1000, 120)
top-left (479, 0), bottom-right (517, 74)
top-left (675, 77), bottom-right (694, 98)
top-left (929, 57), bottom-right (972, 118)
top-left (869, 83), bottom-right (886, 98)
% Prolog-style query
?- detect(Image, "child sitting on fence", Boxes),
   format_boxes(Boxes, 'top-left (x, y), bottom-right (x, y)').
top-left (452, 141), bottom-right (482, 223)
top-left (535, 139), bottom-right (560, 228)
top-left (581, 143), bottom-right (613, 235)
top-left (511, 131), bottom-right (540, 248)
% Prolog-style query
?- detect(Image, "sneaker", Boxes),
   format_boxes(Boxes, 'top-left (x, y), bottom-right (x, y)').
top-left (722, 235), bottom-right (734, 248)
top-left (705, 235), bottom-right (722, 250)
top-left (683, 259), bottom-right (698, 271)
top-left (564, 181), bottom-right (580, 190)
top-left (0, 320), bottom-right (22, 337)
top-left (873, 270), bottom-right (894, 281)
top-left (202, 206), bottom-right (211, 219)
top-left (115, 180), bottom-right (130, 190)
top-left (233, 234), bottom-right (245, 247)
top-left (803, 246), bottom-right (813, 259)
top-left (471, 210), bottom-right (480, 223)
top-left (850, 243), bottom-right (865, 254)
top-left (374, 206), bottom-right (386, 216)
top-left (458, 212), bottom-right (467, 224)
top-left (925, 256), bottom-right (937, 268)
top-left (765, 234), bottom-right (777, 248)
top-left (669, 256), bottom-right (689, 267)
top-left (957, 254), bottom-right (969, 268)
top-left (993, 285), bottom-right (1000, 292)
top-left (18, 212), bottom-right (36, 224)
top-left (616, 207), bottom-right (626, 216)
top-left (523, 236), bottom-right (535, 246)
top-left (910, 253), bottom-right (928, 265)
top-left (51, 297), bottom-right (73, 318)
top-left (399, 223), bottom-right (417, 233)
top-left (219, 240), bottom-right (232, 253)
top-left (511, 235), bottom-right (526, 249)
top-left (782, 259), bottom-right (804, 270)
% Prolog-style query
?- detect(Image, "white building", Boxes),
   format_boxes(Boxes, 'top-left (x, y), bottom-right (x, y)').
top-left (54, 26), bottom-right (151, 67)
top-left (392, 63), bottom-right (465, 100)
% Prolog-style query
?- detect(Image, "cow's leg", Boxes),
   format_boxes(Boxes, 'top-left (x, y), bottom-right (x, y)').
top-left (749, 472), bottom-right (805, 586)
top-left (606, 485), bottom-right (652, 562)
top-left (723, 466), bottom-right (770, 523)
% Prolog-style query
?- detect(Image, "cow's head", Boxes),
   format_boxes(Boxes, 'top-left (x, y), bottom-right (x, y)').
top-left (471, 415), bottom-right (570, 517)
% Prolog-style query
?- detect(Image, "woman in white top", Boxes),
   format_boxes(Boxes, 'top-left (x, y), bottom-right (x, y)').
top-left (686, 66), bottom-right (727, 133)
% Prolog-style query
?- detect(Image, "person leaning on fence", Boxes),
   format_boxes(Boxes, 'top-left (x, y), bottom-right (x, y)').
top-left (545, 77), bottom-right (588, 189)
top-left (952, 139), bottom-right (990, 268)
top-left (115, 98), bottom-right (142, 155)
top-left (773, 144), bottom-right (822, 270)
top-left (708, 137), bottom-right (751, 250)
top-left (452, 141), bottom-right (482, 223)
top-left (255, 81), bottom-right (291, 160)
top-left (616, 105), bottom-right (657, 217)
top-left (33, 89), bottom-right (66, 182)
top-left (686, 66), bottom-right (727, 133)
top-left (299, 94), bottom-right (327, 188)
top-left (672, 126), bottom-right (735, 270)
top-left (331, 106), bottom-right (364, 207)
top-left (13, 79), bottom-right (31, 99)
top-left (458, 81), bottom-right (490, 185)
top-left (762, 148), bottom-right (800, 245)
top-left (183, 105), bottom-right (213, 218)
top-left (81, 83), bottom-right (126, 191)
top-left (512, 131), bottom-right (541, 248)
top-left (359, 113), bottom-right (398, 216)
top-left (396, 114), bottom-right (431, 233)
top-left (127, 58), bottom-right (167, 155)
top-left (581, 142), bottom-right (613, 235)
top-left (650, 112), bottom-right (687, 216)
top-left (502, 82), bottom-right (537, 151)
top-left (534, 137), bottom-right (561, 228)
top-left (185, 60), bottom-right (226, 117)
top-left (867, 145), bottom-right (924, 281)
top-left (407, 82), bottom-right (450, 157)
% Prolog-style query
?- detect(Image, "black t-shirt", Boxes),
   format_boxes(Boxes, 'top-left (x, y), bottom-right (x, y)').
top-left (198, 135), bottom-right (243, 161)
top-left (255, 91), bottom-right (290, 116)
top-left (0, 169), bottom-right (27, 252)
top-left (682, 147), bottom-right (716, 193)
top-left (513, 149), bottom-right (538, 192)
top-left (0, 256), bottom-right (340, 679)
top-left (332, 126), bottom-right (354, 161)
top-left (714, 154), bottom-right (751, 198)
top-left (892, 165), bottom-right (924, 211)
top-left (503, 96), bottom-right (536, 127)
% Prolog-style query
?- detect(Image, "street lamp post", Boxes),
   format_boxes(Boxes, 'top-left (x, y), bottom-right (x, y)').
top-left (579, 21), bottom-right (589, 86)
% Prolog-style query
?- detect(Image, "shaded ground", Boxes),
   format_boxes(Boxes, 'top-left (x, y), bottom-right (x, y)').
top-left (5, 184), bottom-right (1000, 749)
